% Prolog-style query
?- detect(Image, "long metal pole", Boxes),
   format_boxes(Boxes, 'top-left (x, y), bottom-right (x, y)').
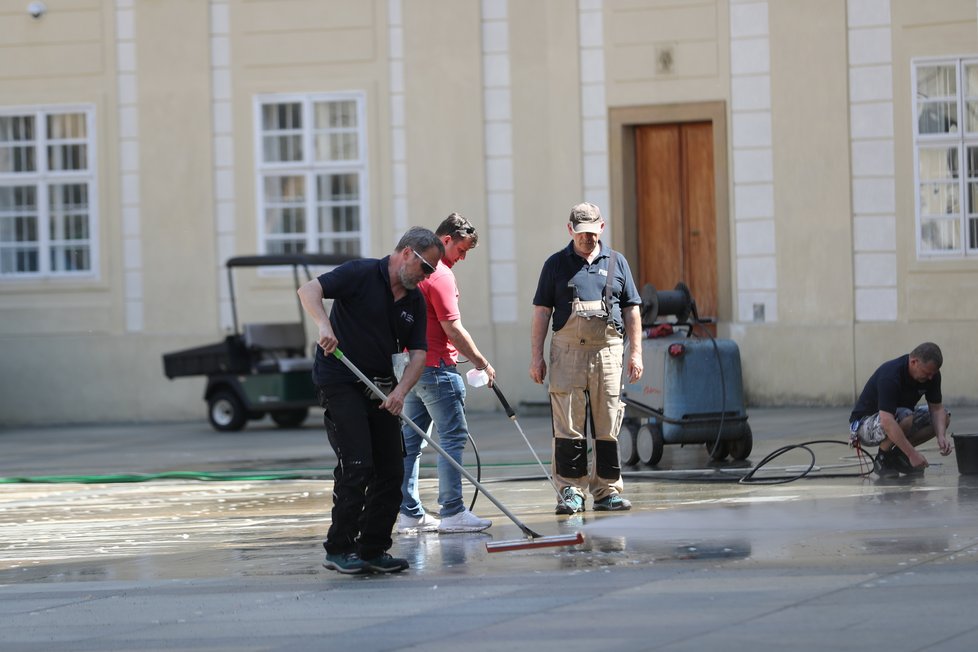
top-left (490, 383), bottom-right (572, 510)
top-left (331, 349), bottom-right (541, 539)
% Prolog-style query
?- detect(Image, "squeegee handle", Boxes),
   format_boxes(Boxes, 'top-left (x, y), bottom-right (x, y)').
top-left (331, 348), bottom-right (540, 538)
top-left (490, 382), bottom-right (517, 419)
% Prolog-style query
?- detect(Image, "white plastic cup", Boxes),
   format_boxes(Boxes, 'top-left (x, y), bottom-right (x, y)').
top-left (466, 368), bottom-right (489, 388)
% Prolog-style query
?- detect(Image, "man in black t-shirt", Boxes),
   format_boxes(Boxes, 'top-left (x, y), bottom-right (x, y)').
top-left (297, 227), bottom-right (444, 574)
top-left (849, 342), bottom-right (952, 476)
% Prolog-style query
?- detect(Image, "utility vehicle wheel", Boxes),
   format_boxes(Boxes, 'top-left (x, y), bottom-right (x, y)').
top-left (636, 423), bottom-right (664, 466)
top-left (619, 419), bottom-right (639, 466)
top-left (208, 390), bottom-right (247, 432)
top-left (271, 409), bottom-right (308, 429)
top-left (728, 425), bottom-right (753, 461)
top-left (705, 439), bottom-right (729, 461)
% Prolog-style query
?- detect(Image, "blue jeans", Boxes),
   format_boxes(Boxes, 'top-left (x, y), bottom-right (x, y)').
top-left (400, 363), bottom-right (469, 518)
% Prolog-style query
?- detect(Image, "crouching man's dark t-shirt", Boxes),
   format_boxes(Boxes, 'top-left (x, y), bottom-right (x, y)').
top-left (849, 354), bottom-right (942, 423)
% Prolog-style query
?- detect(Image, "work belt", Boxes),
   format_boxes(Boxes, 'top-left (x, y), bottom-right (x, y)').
top-left (359, 376), bottom-right (396, 401)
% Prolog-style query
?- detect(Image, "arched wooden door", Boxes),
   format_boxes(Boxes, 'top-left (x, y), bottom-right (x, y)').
top-left (635, 121), bottom-right (718, 328)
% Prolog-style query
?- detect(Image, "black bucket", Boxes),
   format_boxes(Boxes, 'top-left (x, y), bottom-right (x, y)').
top-left (952, 434), bottom-right (978, 474)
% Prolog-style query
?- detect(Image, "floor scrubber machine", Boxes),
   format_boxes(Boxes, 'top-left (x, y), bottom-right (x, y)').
top-left (619, 283), bottom-right (752, 466)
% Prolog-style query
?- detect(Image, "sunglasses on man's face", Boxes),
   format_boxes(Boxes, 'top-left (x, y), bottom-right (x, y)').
top-left (412, 248), bottom-right (436, 275)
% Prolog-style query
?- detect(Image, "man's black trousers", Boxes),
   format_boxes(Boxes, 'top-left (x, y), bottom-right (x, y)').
top-left (319, 382), bottom-right (404, 560)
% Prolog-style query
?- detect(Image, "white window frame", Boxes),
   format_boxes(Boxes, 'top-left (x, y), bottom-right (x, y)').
top-left (253, 92), bottom-right (370, 258)
top-left (0, 105), bottom-right (99, 279)
top-left (912, 57), bottom-right (978, 259)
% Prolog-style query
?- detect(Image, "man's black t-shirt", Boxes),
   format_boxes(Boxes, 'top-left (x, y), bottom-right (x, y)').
top-left (532, 241), bottom-right (641, 333)
top-left (849, 354), bottom-right (942, 423)
top-left (312, 256), bottom-right (427, 385)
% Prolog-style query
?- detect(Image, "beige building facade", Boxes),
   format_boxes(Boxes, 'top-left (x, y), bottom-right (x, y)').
top-left (1, 0), bottom-right (976, 425)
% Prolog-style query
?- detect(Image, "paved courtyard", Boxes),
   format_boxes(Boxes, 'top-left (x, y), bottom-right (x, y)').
top-left (2, 406), bottom-right (978, 651)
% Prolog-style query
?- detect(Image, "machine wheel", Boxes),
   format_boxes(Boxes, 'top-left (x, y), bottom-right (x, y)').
top-left (619, 419), bottom-right (639, 466)
top-left (636, 423), bottom-right (664, 466)
top-left (705, 439), bottom-right (729, 461)
top-left (208, 390), bottom-right (247, 432)
top-left (271, 408), bottom-right (309, 429)
top-left (728, 425), bottom-right (753, 461)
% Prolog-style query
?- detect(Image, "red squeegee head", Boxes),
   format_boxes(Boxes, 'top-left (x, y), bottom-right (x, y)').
top-left (485, 531), bottom-right (584, 553)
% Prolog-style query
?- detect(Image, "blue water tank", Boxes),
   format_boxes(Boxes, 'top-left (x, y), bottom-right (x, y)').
top-left (623, 334), bottom-right (748, 444)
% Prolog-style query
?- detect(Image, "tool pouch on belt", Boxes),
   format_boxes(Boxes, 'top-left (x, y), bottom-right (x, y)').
top-left (573, 298), bottom-right (609, 320)
top-left (364, 375), bottom-right (396, 401)
top-left (569, 249), bottom-right (618, 324)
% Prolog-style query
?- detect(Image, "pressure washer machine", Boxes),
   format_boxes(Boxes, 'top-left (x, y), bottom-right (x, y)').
top-left (619, 283), bottom-right (752, 466)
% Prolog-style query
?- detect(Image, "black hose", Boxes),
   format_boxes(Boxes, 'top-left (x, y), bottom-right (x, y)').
top-left (467, 432), bottom-right (482, 511)
top-left (481, 439), bottom-right (876, 484)
top-left (630, 303), bottom-right (730, 459)
top-left (738, 439), bottom-right (875, 484)
top-left (691, 310), bottom-right (728, 461)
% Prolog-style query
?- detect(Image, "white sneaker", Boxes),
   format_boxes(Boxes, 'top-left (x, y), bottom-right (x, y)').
top-left (437, 508), bottom-right (491, 533)
top-left (396, 512), bottom-right (440, 534)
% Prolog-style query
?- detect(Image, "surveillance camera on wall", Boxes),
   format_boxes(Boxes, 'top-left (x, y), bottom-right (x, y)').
top-left (27, 2), bottom-right (46, 19)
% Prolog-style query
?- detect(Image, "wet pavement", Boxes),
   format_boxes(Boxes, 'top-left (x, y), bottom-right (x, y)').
top-left (3, 406), bottom-right (978, 651)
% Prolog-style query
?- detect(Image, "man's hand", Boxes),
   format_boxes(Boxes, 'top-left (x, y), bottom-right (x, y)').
top-left (482, 362), bottom-right (497, 387)
top-left (930, 404), bottom-right (952, 456)
top-left (627, 349), bottom-right (643, 383)
top-left (297, 278), bottom-right (336, 353)
top-left (316, 323), bottom-right (338, 354)
top-left (908, 449), bottom-right (929, 469)
top-left (529, 357), bottom-right (547, 384)
top-left (529, 306), bottom-right (552, 385)
top-left (381, 386), bottom-right (406, 416)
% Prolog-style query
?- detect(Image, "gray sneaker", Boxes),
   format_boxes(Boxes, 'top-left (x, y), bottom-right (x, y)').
top-left (396, 512), bottom-right (441, 534)
top-left (555, 487), bottom-right (585, 515)
top-left (437, 509), bottom-right (491, 533)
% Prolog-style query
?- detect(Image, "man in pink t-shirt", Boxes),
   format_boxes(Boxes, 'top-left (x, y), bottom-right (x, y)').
top-left (397, 213), bottom-right (497, 533)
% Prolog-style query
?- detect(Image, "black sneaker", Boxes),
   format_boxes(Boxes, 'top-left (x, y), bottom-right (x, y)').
top-left (593, 494), bottom-right (632, 511)
top-left (892, 448), bottom-right (925, 475)
top-left (323, 552), bottom-right (368, 575)
top-left (875, 448), bottom-right (924, 477)
top-left (874, 449), bottom-right (899, 477)
top-left (362, 553), bottom-right (409, 573)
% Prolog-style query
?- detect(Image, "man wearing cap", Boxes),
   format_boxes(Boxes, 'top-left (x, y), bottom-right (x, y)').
top-left (530, 202), bottom-right (643, 513)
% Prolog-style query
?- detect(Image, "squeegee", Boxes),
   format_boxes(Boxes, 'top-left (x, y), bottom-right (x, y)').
top-left (331, 348), bottom-right (583, 553)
